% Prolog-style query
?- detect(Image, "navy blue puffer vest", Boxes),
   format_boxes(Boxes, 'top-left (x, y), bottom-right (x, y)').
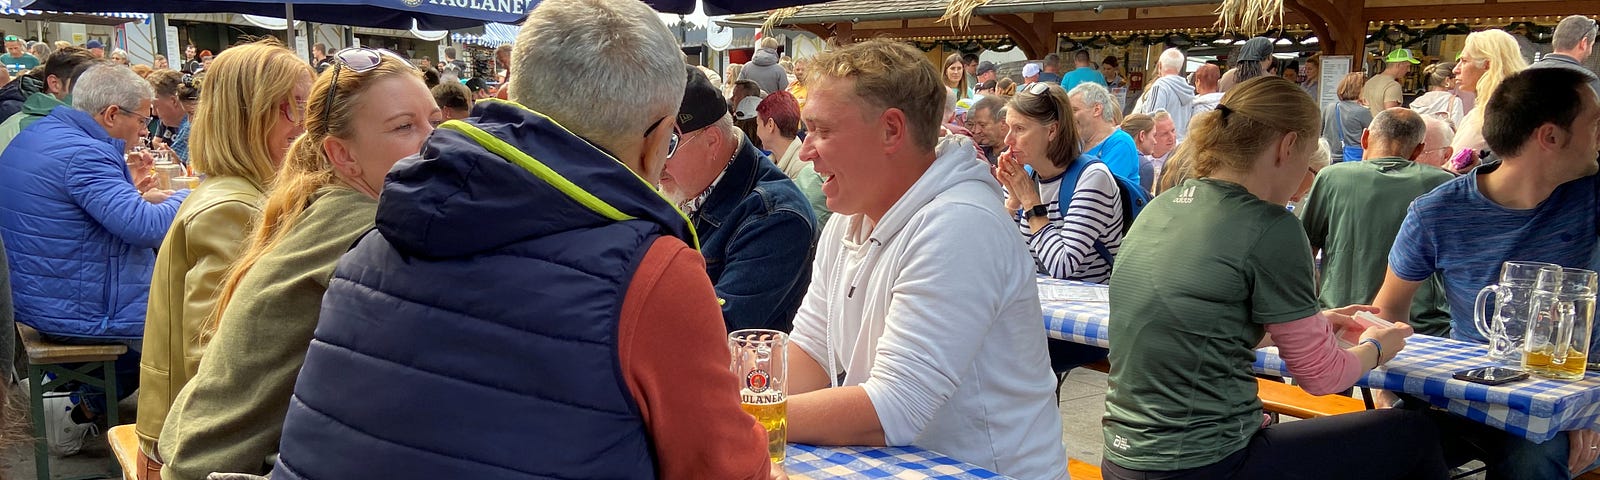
top-left (273, 101), bottom-right (697, 480)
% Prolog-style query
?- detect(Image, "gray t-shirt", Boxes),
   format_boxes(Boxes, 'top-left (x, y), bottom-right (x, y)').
top-left (1321, 100), bottom-right (1372, 162)
top-left (1526, 53), bottom-right (1600, 95)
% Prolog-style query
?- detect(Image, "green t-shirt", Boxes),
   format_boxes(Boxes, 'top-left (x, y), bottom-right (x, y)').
top-left (1299, 157), bottom-right (1455, 335)
top-left (2, 53), bottom-right (38, 75)
top-left (1103, 178), bottom-right (1320, 471)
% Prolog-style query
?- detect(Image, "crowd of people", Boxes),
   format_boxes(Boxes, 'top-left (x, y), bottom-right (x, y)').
top-left (0, 1), bottom-right (1593, 479)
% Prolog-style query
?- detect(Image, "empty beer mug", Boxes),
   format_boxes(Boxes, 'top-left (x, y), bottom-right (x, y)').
top-left (1523, 268), bottom-right (1596, 380)
top-left (730, 329), bottom-right (788, 463)
top-left (1475, 261), bottom-right (1562, 364)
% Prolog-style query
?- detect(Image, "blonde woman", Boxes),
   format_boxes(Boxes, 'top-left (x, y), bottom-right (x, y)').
top-left (1448, 29), bottom-right (1527, 171)
top-left (157, 49), bottom-right (437, 480)
top-left (136, 40), bottom-right (311, 479)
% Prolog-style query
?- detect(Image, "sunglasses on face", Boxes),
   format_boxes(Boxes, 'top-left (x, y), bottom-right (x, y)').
top-left (321, 47), bottom-right (414, 132)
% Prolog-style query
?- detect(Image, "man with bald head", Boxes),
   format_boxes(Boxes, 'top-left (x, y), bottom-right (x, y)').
top-left (1299, 108), bottom-right (1455, 335)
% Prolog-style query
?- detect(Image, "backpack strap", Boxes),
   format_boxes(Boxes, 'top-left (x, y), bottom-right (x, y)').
top-left (1055, 155), bottom-right (1117, 268)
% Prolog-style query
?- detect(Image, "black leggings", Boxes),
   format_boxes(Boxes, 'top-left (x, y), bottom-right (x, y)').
top-left (1102, 408), bottom-right (1449, 480)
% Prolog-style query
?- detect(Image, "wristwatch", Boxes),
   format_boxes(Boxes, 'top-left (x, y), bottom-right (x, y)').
top-left (1022, 204), bottom-right (1049, 220)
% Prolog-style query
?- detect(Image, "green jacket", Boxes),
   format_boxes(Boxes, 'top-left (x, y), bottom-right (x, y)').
top-left (136, 175), bottom-right (265, 455)
top-left (157, 187), bottom-right (377, 480)
top-left (0, 92), bottom-right (67, 153)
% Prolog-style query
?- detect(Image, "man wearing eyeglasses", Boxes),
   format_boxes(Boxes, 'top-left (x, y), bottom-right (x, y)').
top-left (660, 65), bottom-right (816, 333)
top-left (1299, 108), bottom-right (1453, 337)
top-left (1527, 15), bottom-right (1600, 95)
top-left (1416, 117), bottom-right (1455, 170)
top-left (2, 35), bottom-right (37, 76)
top-left (0, 63), bottom-right (186, 455)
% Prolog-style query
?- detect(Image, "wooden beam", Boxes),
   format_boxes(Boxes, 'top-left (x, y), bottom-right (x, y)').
top-left (853, 25), bottom-right (1013, 39)
top-left (1363, 0), bottom-right (1600, 21)
top-left (1049, 13), bottom-right (1311, 35)
top-left (979, 14), bottom-right (1047, 58)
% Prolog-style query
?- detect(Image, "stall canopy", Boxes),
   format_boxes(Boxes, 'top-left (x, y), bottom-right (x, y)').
top-left (452, 21), bottom-right (516, 47)
top-left (0, 0), bottom-right (146, 25)
top-left (19, 0), bottom-right (525, 30)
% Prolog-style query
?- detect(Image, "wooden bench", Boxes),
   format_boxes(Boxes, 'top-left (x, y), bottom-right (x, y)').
top-left (1256, 378), bottom-right (1367, 418)
top-left (1069, 458), bottom-right (1103, 480)
top-left (1577, 469), bottom-right (1600, 480)
top-left (107, 424), bottom-right (139, 480)
top-left (17, 323), bottom-right (127, 480)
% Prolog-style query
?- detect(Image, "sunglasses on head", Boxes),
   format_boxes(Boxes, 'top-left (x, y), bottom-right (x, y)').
top-left (3, 36), bottom-right (18, 42)
top-left (1026, 82), bottom-right (1053, 96)
top-left (321, 47), bottom-right (415, 132)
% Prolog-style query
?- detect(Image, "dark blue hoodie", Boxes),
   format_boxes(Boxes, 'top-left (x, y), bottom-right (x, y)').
top-left (273, 100), bottom-right (694, 480)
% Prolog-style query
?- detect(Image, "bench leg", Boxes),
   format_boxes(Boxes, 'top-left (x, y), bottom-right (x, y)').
top-left (102, 359), bottom-right (119, 475)
top-left (29, 365), bottom-right (48, 480)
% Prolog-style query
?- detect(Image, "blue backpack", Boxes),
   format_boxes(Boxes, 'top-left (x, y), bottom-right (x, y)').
top-left (1053, 155), bottom-right (1149, 266)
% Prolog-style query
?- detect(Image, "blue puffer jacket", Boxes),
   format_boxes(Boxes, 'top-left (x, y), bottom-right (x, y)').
top-left (273, 100), bottom-right (695, 480)
top-left (0, 106), bottom-right (187, 339)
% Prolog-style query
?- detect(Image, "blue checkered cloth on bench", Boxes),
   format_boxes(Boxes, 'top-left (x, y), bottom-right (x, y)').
top-left (786, 444), bottom-right (1011, 479)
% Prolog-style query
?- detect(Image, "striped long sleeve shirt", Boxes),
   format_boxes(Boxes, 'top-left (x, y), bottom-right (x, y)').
top-left (1015, 163), bottom-right (1125, 283)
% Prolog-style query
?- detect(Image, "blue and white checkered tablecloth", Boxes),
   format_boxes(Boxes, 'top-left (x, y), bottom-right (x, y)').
top-left (1037, 277), bottom-right (1600, 443)
top-left (786, 444), bottom-right (1011, 479)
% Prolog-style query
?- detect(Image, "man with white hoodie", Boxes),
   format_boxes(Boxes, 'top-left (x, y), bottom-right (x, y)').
top-left (787, 38), bottom-right (1070, 480)
top-left (1132, 48), bottom-right (1195, 140)
top-left (739, 36), bottom-right (789, 96)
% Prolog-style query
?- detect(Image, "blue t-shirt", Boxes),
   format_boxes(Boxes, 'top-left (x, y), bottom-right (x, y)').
top-left (1060, 66), bottom-right (1108, 92)
top-left (1086, 129), bottom-right (1141, 188)
top-left (1037, 72), bottom-right (1062, 84)
top-left (1389, 163), bottom-right (1600, 343)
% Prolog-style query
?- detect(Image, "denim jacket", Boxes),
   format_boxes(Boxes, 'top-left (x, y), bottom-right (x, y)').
top-left (693, 136), bottom-right (818, 332)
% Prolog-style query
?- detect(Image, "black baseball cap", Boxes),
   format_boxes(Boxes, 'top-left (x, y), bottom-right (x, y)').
top-left (677, 65), bottom-right (727, 133)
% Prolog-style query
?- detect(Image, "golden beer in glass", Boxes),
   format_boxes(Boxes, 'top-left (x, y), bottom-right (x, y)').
top-left (731, 329), bottom-right (788, 463)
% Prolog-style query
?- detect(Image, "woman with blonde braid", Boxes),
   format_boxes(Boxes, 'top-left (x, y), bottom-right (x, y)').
top-left (1102, 76), bottom-right (1447, 479)
top-left (136, 40), bottom-right (311, 479)
top-left (157, 49), bottom-right (438, 480)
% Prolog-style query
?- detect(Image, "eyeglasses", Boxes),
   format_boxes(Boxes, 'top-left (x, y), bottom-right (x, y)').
top-left (321, 47), bottom-right (413, 132)
top-left (112, 106), bottom-right (150, 125)
top-left (644, 115), bottom-right (681, 158)
top-left (1026, 82), bottom-right (1053, 96)
top-left (3, 35), bottom-right (18, 42)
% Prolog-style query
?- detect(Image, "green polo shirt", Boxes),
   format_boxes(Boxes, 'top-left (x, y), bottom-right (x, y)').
top-left (1300, 157), bottom-right (1455, 336)
top-left (1104, 178), bottom-right (1320, 471)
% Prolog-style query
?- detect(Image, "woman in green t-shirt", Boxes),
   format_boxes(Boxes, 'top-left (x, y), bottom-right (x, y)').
top-left (1101, 76), bottom-right (1448, 480)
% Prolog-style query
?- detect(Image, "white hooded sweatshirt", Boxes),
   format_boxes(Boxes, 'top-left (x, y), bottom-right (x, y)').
top-left (789, 135), bottom-right (1070, 480)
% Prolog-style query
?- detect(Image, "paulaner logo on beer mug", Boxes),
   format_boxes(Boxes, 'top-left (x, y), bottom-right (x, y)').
top-left (730, 329), bottom-right (788, 463)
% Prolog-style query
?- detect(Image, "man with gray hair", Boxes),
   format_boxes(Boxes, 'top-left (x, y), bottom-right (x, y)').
top-left (1417, 116), bottom-right (1455, 170)
top-left (1299, 108), bottom-right (1454, 336)
top-left (969, 94), bottom-right (1009, 161)
top-left (1070, 82), bottom-right (1142, 186)
top-left (267, 1), bottom-right (784, 479)
top-left (1131, 47), bottom-right (1195, 140)
top-left (660, 65), bottom-right (816, 333)
top-left (1527, 15), bottom-right (1599, 94)
top-left (0, 62), bottom-right (186, 455)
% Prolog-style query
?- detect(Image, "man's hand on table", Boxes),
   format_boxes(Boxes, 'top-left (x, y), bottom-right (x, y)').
top-left (1568, 429), bottom-right (1600, 475)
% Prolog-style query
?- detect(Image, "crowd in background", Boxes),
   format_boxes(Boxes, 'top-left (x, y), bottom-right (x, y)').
top-left (0, 2), bottom-right (1591, 480)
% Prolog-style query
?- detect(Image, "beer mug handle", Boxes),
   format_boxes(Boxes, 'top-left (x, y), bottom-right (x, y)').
top-left (1553, 301), bottom-right (1575, 365)
top-left (1475, 284), bottom-right (1502, 341)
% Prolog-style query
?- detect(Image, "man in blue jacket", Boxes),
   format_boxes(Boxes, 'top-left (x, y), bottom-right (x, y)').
top-left (0, 63), bottom-right (187, 455)
top-left (660, 66), bottom-right (817, 332)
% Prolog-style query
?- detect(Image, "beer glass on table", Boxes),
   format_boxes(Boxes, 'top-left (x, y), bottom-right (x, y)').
top-left (1523, 268), bottom-right (1597, 380)
top-left (730, 329), bottom-right (787, 463)
top-left (1475, 261), bottom-right (1562, 364)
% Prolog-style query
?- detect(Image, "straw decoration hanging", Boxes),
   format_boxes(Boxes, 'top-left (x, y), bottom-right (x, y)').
top-left (938, 0), bottom-right (992, 31)
top-left (1213, 0), bottom-right (1284, 35)
top-left (763, 7), bottom-right (801, 35)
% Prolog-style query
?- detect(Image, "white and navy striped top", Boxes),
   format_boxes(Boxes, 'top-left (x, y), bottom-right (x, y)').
top-left (1014, 163), bottom-right (1126, 283)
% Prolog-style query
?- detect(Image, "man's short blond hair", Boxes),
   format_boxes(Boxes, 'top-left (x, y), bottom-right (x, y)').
top-left (805, 38), bottom-right (944, 152)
